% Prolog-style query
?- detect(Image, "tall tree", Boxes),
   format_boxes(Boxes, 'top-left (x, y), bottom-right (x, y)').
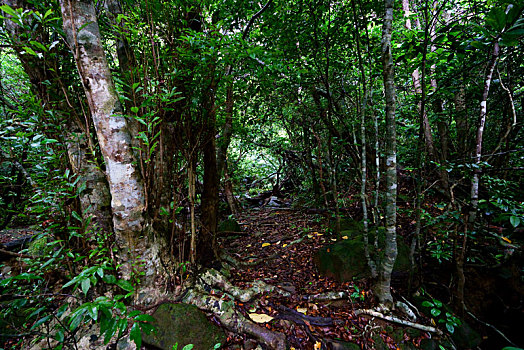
top-left (375, 0), bottom-right (398, 307)
top-left (59, 0), bottom-right (149, 275)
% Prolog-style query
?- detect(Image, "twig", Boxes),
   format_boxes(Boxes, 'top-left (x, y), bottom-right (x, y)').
top-left (354, 309), bottom-right (442, 335)
top-left (0, 247), bottom-right (32, 259)
top-left (466, 309), bottom-right (517, 346)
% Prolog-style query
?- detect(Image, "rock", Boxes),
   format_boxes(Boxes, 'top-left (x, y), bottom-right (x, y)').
top-left (142, 303), bottom-right (226, 350)
top-left (266, 196), bottom-right (282, 207)
top-left (419, 339), bottom-right (439, 350)
top-left (450, 320), bottom-right (481, 349)
top-left (314, 226), bottom-right (412, 282)
top-left (327, 339), bottom-right (361, 350)
top-left (218, 218), bottom-right (242, 232)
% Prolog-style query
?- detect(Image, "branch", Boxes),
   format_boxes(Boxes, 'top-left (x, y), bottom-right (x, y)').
top-left (354, 309), bottom-right (442, 335)
top-left (242, 0), bottom-right (273, 40)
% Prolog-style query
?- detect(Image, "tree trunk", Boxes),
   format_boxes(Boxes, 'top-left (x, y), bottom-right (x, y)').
top-left (200, 72), bottom-right (219, 265)
top-left (2, 0), bottom-right (113, 234)
top-left (469, 42), bottom-right (500, 224)
top-left (375, 0), bottom-right (398, 307)
top-left (60, 0), bottom-right (145, 260)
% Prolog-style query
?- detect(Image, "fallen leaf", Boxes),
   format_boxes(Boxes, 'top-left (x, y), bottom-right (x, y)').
top-left (314, 341), bottom-right (321, 349)
top-left (296, 307), bottom-right (307, 314)
top-left (249, 313), bottom-right (274, 323)
top-left (307, 234), bottom-right (313, 238)
top-left (502, 236), bottom-right (512, 243)
top-left (261, 243), bottom-right (271, 247)
top-left (331, 238), bottom-right (337, 241)
top-left (282, 243), bottom-right (288, 247)
top-left (342, 236), bottom-right (348, 240)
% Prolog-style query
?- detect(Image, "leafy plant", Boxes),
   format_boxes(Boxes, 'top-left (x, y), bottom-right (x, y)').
top-left (422, 298), bottom-right (461, 333)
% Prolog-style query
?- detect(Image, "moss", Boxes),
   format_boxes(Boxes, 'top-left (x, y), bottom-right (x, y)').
top-left (142, 303), bottom-right (226, 350)
top-left (218, 218), bottom-right (241, 232)
top-left (315, 221), bottom-right (412, 282)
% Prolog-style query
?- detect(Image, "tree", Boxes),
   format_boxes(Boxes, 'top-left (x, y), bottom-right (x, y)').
top-left (374, 0), bottom-right (398, 307)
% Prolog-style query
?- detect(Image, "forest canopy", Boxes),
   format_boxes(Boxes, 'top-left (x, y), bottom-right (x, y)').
top-left (0, 0), bottom-right (523, 349)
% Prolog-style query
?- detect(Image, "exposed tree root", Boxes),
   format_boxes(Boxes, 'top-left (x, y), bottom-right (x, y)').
top-left (182, 288), bottom-right (286, 349)
top-left (303, 291), bottom-right (348, 302)
top-left (197, 268), bottom-right (290, 302)
top-left (355, 309), bottom-right (442, 335)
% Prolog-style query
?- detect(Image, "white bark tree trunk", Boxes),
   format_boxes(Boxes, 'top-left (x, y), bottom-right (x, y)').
top-left (375, 0), bottom-right (398, 307)
top-left (59, 0), bottom-right (145, 254)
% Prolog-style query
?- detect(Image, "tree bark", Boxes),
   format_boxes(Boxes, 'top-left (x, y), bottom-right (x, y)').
top-left (469, 41), bottom-right (500, 224)
top-left (60, 0), bottom-right (145, 254)
top-left (375, 0), bottom-right (398, 307)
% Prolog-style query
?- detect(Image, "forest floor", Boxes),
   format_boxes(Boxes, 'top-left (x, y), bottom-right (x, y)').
top-left (216, 207), bottom-right (432, 349)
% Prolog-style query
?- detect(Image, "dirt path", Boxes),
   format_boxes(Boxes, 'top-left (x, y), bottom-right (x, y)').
top-left (218, 208), bottom-right (427, 349)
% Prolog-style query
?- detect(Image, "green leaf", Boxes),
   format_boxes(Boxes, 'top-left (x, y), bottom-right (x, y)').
top-left (510, 215), bottom-right (520, 228)
top-left (131, 106), bottom-right (139, 114)
top-left (140, 321), bottom-right (156, 335)
top-left (486, 7), bottom-right (506, 32)
top-left (71, 210), bottom-right (82, 222)
top-left (81, 278), bottom-right (91, 296)
top-left (69, 308), bottom-right (86, 331)
top-left (445, 323), bottom-right (455, 333)
top-left (182, 345), bottom-right (194, 350)
top-left (103, 274), bottom-right (117, 284)
top-left (116, 279), bottom-right (134, 292)
top-left (130, 323), bottom-right (142, 348)
top-left (0, 5), bottom-right (18, 17)
top-left (431, 308), bottom-right (442, 317)
top-left (103, 318), bottom-right (118, 344)
top-left (421, 301), bottom-right (434, 307)
top-left (30, 315), bottom-right (52, 330)
top-left (135, 314), bottom-right (155, 323)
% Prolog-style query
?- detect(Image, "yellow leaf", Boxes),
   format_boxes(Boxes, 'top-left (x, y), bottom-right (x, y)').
top-left (296, 307), bottom-right (307, 314)
top-left (331, 238), bottom-right (337, 241)
top-left (307, 234), bottom-right (313, 238)
top-left (502, 236), bottom-right (512, 243)
top-left (261, 243), bottom-right (271, 247)
top-left (246, 244), bottom-right (252, 247)
top-left (342, 236), bottom-right (348, 240)
top-left (315, 232), bottom-right (323, 236)
top-left (282, 243), bottom-right (288, 247)
top-left (314, 341), bottom-right (322, 349)
top-left (249, 313), bottom-right (274, 323)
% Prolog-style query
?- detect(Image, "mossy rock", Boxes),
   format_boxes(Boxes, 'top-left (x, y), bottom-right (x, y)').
top-left (328, 217), bottom-right (363, 236)
top-left (142, 303), bottom-right (226, 350)
top-left (314, 229), bottom-right (412, 282)
top-left (218, 218), bottom-right (241, 232)
top-left (28, 235), bottom-right (48, 256)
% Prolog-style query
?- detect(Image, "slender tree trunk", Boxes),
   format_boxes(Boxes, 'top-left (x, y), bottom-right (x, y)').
top-left (200, 71), bottom-right (219, 265)
top-left (375, 0), bottom-right (398, 307)
top-left (60, 0), bottom-right (146, 263)
top-left (351, 0), bottom-right (377, 277)
top-left (402, 0), bottom-right (436, 161)
top-left (2, 0), bottom-right (113, 234)
top-left (469, 42), bottom-right (500, 224)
